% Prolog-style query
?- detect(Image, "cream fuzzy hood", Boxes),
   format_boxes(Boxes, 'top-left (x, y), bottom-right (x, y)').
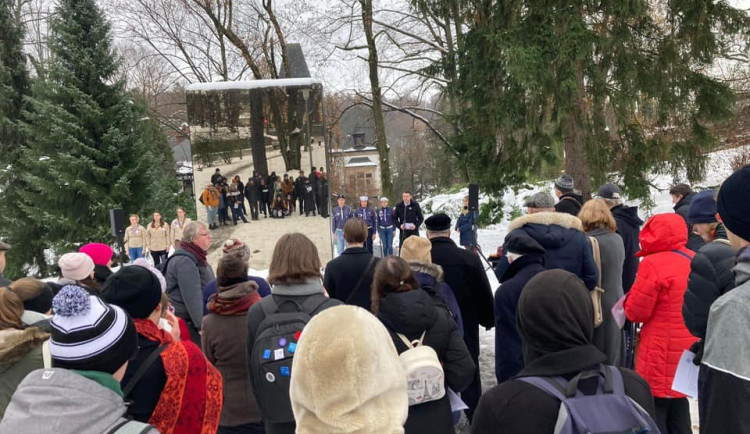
top-left (290, 305), bottom-right (408, 434)
top-left (507, 211), bottom-right (583, 233)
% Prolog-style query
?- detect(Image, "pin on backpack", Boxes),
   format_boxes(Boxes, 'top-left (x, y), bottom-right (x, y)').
top-left (396, 331), bottom-right (445, 406)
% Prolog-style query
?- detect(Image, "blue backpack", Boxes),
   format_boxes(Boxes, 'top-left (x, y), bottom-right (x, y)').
top-left (518, 365), bottom-right (660, 434)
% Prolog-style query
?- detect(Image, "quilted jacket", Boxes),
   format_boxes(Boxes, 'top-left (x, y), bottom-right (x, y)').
top-left (624, 213), bottom-right (695, 397)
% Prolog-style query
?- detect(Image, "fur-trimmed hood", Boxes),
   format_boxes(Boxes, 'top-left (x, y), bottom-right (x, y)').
top-left (408, 261), bottom-right (444, 283)
top-left (507, 212), bottom-right (583, 233)
top-left (0, 327), bottom-right (48, 367)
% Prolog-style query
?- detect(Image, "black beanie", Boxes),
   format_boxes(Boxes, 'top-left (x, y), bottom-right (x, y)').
top-left (101, 266), bottom-right (162, 319)
top-left (718, 165), bottom-right (750, 242)
top-left (22, 282), bottom-right (54, 314)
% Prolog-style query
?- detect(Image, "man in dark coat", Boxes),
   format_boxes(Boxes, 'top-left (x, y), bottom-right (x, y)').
top-left (553, 174), bottom-right (583, 216)
top-left (426, 213), bottom-right (494, 423)
top-left (472, 270), bottom-right (656, 434)
top-left (244, 179), bottom-right (260, 220)
top-left (596, 183), bottom-right (643, 293)
top-left (210, 168), bottom-right (223, 185)
top-left (295, 170), bottom-right (307, 216)
top-left (395, 191), bottom-right (424, 247)
top-left (494, 229), bottom-right (546, 383)
top-left (324, 218), bottom-right (380, 310)
top-left (670, 183), bottom-right (705, 252)
top-left (700, 166), bottom-right (750, 434)
top-left (682, 190), bottom-right (735, 362)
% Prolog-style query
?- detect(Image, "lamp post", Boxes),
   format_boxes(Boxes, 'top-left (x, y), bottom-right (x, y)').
top-left (301, 88), bottom-right (313, 170)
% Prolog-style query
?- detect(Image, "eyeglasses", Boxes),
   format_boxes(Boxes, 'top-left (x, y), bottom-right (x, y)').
top-left (198, 231), bottom-right (212, 237)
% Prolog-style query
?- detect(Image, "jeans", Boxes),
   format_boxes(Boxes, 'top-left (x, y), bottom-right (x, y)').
top-left (335, 229), bottom-right (345, 257)
top-left (128, 247), bottom-right (144, 260)
top-left (231, 205), bottom-right (248, 223)
top-left (206, 206), bottom-right (218, 226)
top-left (379, 228), bottom-right (394, 256)
top-left (219, 207), bottom-right (229, 224)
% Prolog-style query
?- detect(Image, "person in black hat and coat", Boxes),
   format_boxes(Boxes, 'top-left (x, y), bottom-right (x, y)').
top-left (494, 229), bottom-right (546, 383)
top-left (682, 190), bottom-right (735, 362)
top-left (425, 213), bottom-right (493, 423)
top-left (670, 183), bottom-right (705, 252)
top-left (471, 270), bottom-right (656, 434)
top-left (553, 174), bottom-right (583, 217)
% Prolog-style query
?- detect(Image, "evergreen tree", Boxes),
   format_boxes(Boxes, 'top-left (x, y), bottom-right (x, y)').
top-left (453, 0), bottom-right (748, 198)
top-left (17, 0), bottom-right (185, 275)
top-left (0, 0), bottom-right (44, 278)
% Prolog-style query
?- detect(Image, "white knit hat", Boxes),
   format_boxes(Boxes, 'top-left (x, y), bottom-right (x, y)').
top-left (58, 252), bottom-right (95, 281)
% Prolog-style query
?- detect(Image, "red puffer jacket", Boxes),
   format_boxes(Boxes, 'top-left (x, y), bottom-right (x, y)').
top-left (624, 213), bottom-right (695, 398)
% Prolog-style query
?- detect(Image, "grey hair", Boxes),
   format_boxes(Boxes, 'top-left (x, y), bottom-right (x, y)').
top-left (603, 198), bottom-right (623, 208)
top-left (426, 229), bottom-right (451, 239)
top-left (183, 221), bottom-right (208, 243)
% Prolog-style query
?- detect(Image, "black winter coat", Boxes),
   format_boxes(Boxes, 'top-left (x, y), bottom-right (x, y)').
top-left (323, 247), bottom-right (379, 310)
top-left (554, 192), bottom-right (583, 216)
top-left (377, 289), bottom-right (475, 434)
top-left (429, 237), bottom-right (494, 330)
top-left (611, 204), bottom-right (643, 293)
top-left (683, 225), bottom-right (735, 357)
top-left (674, 192), bottom-right (706, 252)
top-left (394, 201), bottom-right (424, 232)
top-left (494, 255), bottom-right (546, 383)
top-left (122, 334), bottom-right (167, 423)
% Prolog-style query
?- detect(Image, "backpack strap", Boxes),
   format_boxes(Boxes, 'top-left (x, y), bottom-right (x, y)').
top-left (299, 295), bottom-right (330, 316)
top-left (345, 256), bottom-right (377, 304)
top-left (122, 344), bottom-right (168, 396)
top-left (396, 331), bottom-right (426, 349)
top-left (260, 295), bottom-right (281, 317)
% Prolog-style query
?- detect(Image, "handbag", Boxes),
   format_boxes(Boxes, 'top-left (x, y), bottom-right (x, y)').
top-left (589, 236), bottom-right (605, 328)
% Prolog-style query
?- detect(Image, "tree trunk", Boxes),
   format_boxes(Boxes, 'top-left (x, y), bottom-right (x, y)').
top-left (564, 60), bottom-right (592, 200)
top-left (360, 0), bottom-right (392, 198)
top-left (249, 89), bottom-right (269, 175)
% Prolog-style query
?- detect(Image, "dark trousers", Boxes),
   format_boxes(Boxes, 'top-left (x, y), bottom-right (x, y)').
top-left (218, 423), bottom-right (265, 434)
top-left (654, 397), bottom-right (691, 434)
top-left (462, 323), bottom-right (481, 423)
top-left (298, 195), bottom-right (305, 214)
top-left (231, 206), bottom-right (248, 223)
top-left (248, 197), bottom-right (259, 219)
top-left (399, 229), bottom-right (420, 247)
top-left (365, 227), bottom-right (374, 253)
top-left (151, 250), bottom-right (167, 266)
top-left (264, 422), bottom-right (294, 434)
top-left (183, 319), bottom-right (202, 349)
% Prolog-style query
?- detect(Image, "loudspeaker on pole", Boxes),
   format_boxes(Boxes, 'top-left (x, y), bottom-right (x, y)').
top-left (109, 209), bottom-right (126, 238)
top-left (468, 184), bottom-right (479, 212)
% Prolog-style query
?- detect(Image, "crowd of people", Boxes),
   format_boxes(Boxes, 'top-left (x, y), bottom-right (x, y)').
top-left (1, 165), bottom-right (749, 434)
top-left (201, 168), bottom-right (330, 227)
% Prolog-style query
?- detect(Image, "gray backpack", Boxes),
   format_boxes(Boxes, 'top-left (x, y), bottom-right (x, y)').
top-left (518, 365), bottom-right (660, 434)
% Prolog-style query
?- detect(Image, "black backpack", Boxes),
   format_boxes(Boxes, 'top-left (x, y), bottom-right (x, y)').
top-left (156, 250), bottom-right (197, 276)
top-left (249, 295), bottom-right (329, 423)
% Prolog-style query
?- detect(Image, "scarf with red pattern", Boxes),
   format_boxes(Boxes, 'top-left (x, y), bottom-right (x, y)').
top-left (133, 319), bottom-right (222, 434)
top-left (179, 241), bottom-right (208, 267)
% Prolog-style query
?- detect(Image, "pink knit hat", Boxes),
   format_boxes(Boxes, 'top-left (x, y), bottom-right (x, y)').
top-left (79, 243), bottom-right (114, 266)
top-left (59, 252), bottom-right (95, 281)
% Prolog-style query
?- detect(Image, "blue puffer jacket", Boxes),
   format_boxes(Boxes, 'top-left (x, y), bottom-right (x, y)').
top-left (506, 212), bottom-right (598, 290)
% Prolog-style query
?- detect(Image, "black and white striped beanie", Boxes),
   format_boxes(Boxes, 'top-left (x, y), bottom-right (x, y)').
top-left (50, 285), bottom-right (137, 374)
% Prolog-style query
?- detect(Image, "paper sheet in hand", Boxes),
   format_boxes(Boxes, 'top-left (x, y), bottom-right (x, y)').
top-left (671, 350), bottom-right (699, 398)
top-left (612, 294), bottom-right (627, 329)
top-left (447, 388), bottom-right (468, 412)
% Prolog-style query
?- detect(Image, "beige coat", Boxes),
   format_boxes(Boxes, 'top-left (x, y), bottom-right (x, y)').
top-left (123, 224), bottom-right (147, 249)
top-left (145, 223), bottom-right (170, 252)
top-left (171, 218), bottom-right (191, 243)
